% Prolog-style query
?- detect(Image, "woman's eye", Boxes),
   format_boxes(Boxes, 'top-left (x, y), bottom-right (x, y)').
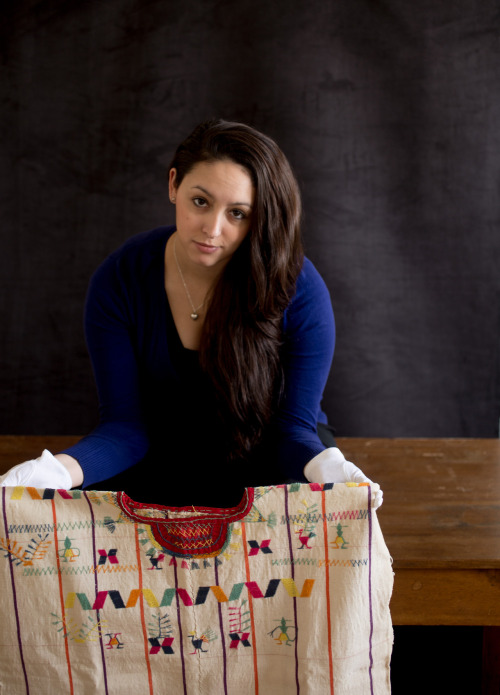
top-left (193, 197), bottom-right (207, 208)
top-left (231, 209), bottom-right (246, 220)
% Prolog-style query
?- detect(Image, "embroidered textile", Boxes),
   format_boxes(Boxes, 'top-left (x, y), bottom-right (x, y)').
top-left (0, 482), bottom-right (393, 694)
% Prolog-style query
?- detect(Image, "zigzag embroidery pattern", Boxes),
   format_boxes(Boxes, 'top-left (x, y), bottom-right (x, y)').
top-left (22, 564), bottom-right (140, 577)
top-left (271, 557), bottom-right (368, 568)
top-left (281, 509), bottom-right (369, 525)
top-left (7, 520), bottom-right (110, 534)
top-left (64, 578), bottom-right (315, 611)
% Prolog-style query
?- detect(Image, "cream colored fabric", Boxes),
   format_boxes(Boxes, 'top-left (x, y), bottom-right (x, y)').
top-left (0, 482), bottom-right (393, 694)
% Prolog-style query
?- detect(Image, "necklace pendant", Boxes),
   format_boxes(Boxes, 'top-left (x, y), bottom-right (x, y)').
top-left (190, 312), bottom-right (199, 321)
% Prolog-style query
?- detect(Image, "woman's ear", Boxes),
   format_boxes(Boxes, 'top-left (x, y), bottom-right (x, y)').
top-left (168, 168), bottom-right (177, 202)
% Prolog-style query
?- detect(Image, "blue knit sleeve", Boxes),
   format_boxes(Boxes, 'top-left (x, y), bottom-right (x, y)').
top-left (275, 258), bottom-right (336, 480)
top-left (60, 248), bottom-right (150, 486)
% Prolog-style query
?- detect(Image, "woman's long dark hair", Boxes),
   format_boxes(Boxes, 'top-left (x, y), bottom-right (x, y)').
top-left (169, 119), bottom-right (304, 460)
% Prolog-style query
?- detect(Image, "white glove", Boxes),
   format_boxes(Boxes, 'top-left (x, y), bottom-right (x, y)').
top-left (304, 447), bottom-right (383, 509)
top-left (0, 450), bottom-right (72, 490)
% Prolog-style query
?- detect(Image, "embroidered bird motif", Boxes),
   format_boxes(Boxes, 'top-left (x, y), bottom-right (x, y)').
top-left (295, 528), bottom-right (316, 550)
top-left (188, 631), bottom-right (209, 654)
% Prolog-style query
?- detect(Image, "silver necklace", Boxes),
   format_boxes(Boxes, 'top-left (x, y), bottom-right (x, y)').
top-left (173, 237), bottom-right (205, 320)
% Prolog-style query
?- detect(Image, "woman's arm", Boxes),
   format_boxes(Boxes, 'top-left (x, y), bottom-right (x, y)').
top-left (1, 249), bottom-right (150, 490)
top-left (276, 258), bottom-right (382, 507)
top-left (275, 257), bottom-right (336, 478)
top-left (55, 453), bottom-right (83, 487)
top-left (60, 249), bottom-right (150, 486)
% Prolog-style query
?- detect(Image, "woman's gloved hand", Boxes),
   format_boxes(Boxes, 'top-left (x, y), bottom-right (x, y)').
top-left (0, 450), bottom-right (72, 490)
top-left (304, 447), bottom-right (383, 509)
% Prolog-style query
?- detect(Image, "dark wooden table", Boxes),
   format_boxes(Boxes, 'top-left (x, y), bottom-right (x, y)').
top-left (2, 436), bottom-right (500, 691)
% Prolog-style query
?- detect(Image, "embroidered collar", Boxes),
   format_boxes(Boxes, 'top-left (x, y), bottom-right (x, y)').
top-left (116, 489), bottom-right (255, 557)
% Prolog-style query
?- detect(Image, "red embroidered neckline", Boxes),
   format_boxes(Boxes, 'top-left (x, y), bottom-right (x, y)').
top-left (116, 489), bottom-right (255, 557)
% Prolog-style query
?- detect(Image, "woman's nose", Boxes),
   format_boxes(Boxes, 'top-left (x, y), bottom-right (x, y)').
top-left (202, 210), bottom-right (223, 238)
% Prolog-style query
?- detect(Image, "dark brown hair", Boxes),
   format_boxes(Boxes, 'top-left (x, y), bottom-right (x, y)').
top-left (169, 119), bottom-right (304, 459)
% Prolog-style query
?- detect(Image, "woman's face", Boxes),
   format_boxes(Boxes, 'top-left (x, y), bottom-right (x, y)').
top-left (169, 159), bottom-right (255, 272)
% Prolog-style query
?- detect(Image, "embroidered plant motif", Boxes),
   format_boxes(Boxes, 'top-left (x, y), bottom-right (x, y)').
top-left (51, 613), bottom-right (107, 643)
top-left (147, 611), bottom-right (175, 655)
top-left (148, 611), bottom-right (173, 641)
top-left (1, 534), bottom-right (52, 567)
top-left (103, 516), bottom-right (124, 534)
top-left (23, 533), bottom-right (52, 564)
top-left (0, 538), bottom-right (27, 566)
top-left (227, 598), bottom-right (252, 648)
top-left (245, 504), bottom-right (277, 529)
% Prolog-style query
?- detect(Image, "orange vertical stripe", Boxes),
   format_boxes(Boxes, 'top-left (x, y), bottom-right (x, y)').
top-left (134, 526), bottom-right (154, 694)
top-left (51, 499), bottom-right (74, 695)
top-left (241, 521), bottom-right (259, 694)
top-left (321, 489), bottom-right (335, 694)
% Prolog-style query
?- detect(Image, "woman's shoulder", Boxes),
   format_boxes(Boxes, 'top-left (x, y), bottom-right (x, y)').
top-left (283, 256), bottom-right (334, 331)
top-left (293, 256), bottom-right (332, 305)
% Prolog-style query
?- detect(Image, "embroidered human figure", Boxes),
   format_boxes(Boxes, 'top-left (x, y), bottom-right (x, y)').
top-left (59, 537), bottom-right (80, 563)
top-left (268, 618), bottom-right (297, 646)
top-left (331, 523), bottom-right (349, 550)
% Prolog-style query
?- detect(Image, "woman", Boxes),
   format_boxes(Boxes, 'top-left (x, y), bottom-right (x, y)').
top-left (1, 120), bottom-right (381, 508)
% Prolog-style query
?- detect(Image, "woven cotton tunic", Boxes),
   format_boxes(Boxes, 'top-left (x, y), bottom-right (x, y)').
top-left (0, 482), bottom-right (393, 694)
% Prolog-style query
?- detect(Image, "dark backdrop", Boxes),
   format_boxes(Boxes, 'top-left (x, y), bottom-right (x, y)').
top-left (1, 0), bottom-right (499, 439)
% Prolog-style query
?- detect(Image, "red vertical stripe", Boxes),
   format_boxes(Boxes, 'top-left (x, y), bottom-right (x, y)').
top-left (241, 521), bottom-right (259, 693)
top-left (51, 499), bottom-right (74, 695)
top-left (321, 489), bottom-right (335, 694)
top-left (134, 525), bottom-right (154, 694)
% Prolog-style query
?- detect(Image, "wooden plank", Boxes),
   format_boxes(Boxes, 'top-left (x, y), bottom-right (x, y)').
top-left (338, 438), bottom-right (500, 570)
top-left (391, 568), bottom-right (500, 626)
top-left (0, 435), bottom-right (81, 474)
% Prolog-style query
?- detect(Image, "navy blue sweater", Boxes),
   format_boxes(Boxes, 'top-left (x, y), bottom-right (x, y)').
top-left (63, 227), bottom-right (335, 506)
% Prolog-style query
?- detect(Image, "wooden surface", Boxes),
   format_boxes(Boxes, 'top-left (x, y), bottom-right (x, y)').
top-left (0, 436), bottom-right (81, 471)
top-left (337, 437), bottom-right (500, 627)
top-left (337, 437), bottom-right (500, 571)
top-left (2, 435), bottom-right (500, 626)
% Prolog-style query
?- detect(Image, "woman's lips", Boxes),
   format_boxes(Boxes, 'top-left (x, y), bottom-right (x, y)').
top-left (194, 241), bottom-right (220, 254)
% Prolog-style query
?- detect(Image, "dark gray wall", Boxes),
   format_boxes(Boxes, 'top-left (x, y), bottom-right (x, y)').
top-left (1, 0), bottom-right (499, 437)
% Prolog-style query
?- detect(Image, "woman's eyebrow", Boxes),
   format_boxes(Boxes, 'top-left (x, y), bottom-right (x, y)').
top-left (190, 185), bottom-right (252, 208)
